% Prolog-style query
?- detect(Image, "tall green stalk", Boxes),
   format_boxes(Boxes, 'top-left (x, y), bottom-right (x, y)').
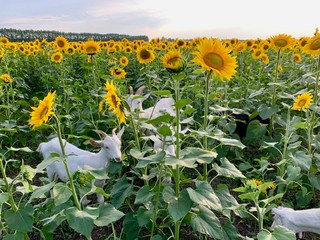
top-left (203, 71), bottom-right (212, 181)
top-left (270, 49), bottom-right (281, 137)
top-left (173, 74), bottom-right (181, 240)
top-left (52, 114), bottom-right (82, 210)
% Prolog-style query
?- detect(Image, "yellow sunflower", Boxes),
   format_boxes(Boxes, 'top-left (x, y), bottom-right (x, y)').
top-left (192, 38), bottom-right (238, 81)
top-left (136, 46), bottom-right (155, 64)
top-left (51, 52), bottom-right (63, 63)
top-left (161, 49), bottom-right (183, 71)
top-left (119, 56), bottom-right (129, 67)
top-left (292, 53), bottom-right (302, 63)
top-left (302, 35), bottom-right (320, 56)
top-left (103, 81), bottom-right (126, 124)
top-left (234, 42), bottom-right (247, 53)
top-left (55, 36), bottom-right (68, 50)
top-left (28, 91), bottom-right (56, 129)
top-left (0, 74), bottom-right (13, 83)
top-left (292, 92), bottom-right (313, 110)
top-left (110, 67), bottom-right (127, 79)
top-left (83, 41), bottom-right (101, 55)
top-left (0, 37), bottom-right (9, 44)
top-left (269, 34), bottom-right (295, 51)
top-left (260, 53), bottom-right (269, 64)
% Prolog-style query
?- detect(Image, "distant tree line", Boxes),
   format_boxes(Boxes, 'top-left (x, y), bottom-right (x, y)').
top-left (0, 28), bottom-right (149, 42)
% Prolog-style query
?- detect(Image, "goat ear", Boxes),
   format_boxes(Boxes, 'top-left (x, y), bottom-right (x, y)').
top-left (129, 86), bottom-right (134, 95)
top-left (93, 129), bottom-right (108, 138)
top-left (116, 126), bottom-right (125, 139)
top-left (89, 139), bottom-right (103, 148)
top-left (136, 86), bottom-right (145, 95)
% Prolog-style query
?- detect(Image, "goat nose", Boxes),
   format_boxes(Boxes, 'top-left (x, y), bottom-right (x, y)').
top-left (115, 157), bottom-right (122, 162)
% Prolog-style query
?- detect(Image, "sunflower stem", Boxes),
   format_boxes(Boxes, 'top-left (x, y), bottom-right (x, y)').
top-left (52, 114), bottom-right (82, 211)
top-left (269, 49), bottom-right (281, 137)
top-left (203, 70), bottom-right (212, 181)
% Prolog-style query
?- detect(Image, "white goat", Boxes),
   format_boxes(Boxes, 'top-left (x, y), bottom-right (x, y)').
top-left (127, 86), bottom-right (177, 154)
top-left (37, 127), bottom-right (124, 204)
top-left (271, 206), bottom-right (320, 238)
top-left (127, 86), bottom-right (175, 120)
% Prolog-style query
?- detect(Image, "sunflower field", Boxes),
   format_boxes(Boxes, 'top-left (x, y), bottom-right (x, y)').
top-left (0, 31), bottom-right (320, 240)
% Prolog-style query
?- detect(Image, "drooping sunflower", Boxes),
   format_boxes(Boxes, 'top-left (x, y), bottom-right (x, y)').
top-left (28, 91), bottom-right (56, 129)
top-left (0, 74), bottom-right (13, 83)
top-left (103, 81), bottom-right (126, 124)
top-left (0, 37), bottom-right (9, 44)
top-left (161, 49), bottom-right (183, 71)
top-left (50, 52), bottom-right (63, 63)
top-left (83, 41), bottom-right (101, 55)
top-left (269, 34), bottom-right (295, 51)
top-left (292, 53), bottom-right (302, 63)
top-left (260, 53), bottom-right (269, 64)
top-left (136, 46), bottom-right (155, 64)
top-left (55, 36), bottom-right (68, 50)
top-left (119, 56), bottom-right (129, 67)
top-left (292, 92), bottom-right (313, 110)
top-left (251, 49), bottom-right (263, 59)
top-left (302, 35), bottom-right (320, 56)
top-left (110, 67), bottom-right (127, 79)
top-left (192, 38), bottom-right (238, 81)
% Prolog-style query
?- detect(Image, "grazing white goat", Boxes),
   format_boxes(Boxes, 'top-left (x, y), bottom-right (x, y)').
top-left (37, 127), bottom-right (124, 204)
top-left (127, 86), bottom-right (177, 154)
top-left (271, 206), bottom-right (320, 238)
top-left (127, 86), bottom-right (175, 120)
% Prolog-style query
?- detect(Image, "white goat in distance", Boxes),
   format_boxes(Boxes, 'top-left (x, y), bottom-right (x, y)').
top-left (271, 206), bottom-right (320, 239)
top-left (127, 86), bottom-right (176, 154)
top-left (37, 127), bottom-right (124, 205)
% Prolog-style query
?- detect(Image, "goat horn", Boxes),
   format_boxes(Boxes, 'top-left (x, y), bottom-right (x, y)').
top-left (93, 129), bottom-right (108, 138)
top-left (129, 86), bottom-right (133, 95)
top-left (135, 86), bottom-right (145, 95)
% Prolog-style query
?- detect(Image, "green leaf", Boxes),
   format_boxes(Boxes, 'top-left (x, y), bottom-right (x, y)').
top-left (123, 212), bottom-right (140, 240)
top-left (28, 181), bottom-right (55, 202)
top-left (8, 146), bottom-right (33, 152)
top-left (289, 151), bottom-right (312, 171)
top-left (208, 135), bottom-right (246, 149)
top-left (157, 125), bottom-right (172, 137)
top-left (174, 98), bottom-right (192, 109)
top-left (135, 151), bottom-right (166, 168)
top-left (4, 204), bottom-right (34, 232)
top-left (134, 185), bottom-right (155, 205)
top-left (257, 226), bottom-right (296, 240)
top-left (258, 104), bottom-right (279, 119)
top-left (65, 207), bottom-right (97, 239)
top-left (212, 158), bottom-right (246, 178)
top-left (94, 203), bottom-right (125, 227)
top-left (215, 184), bottom-right (244, 217)
top-left (111, 176), bottom-right (133, 209)
top-left (36, 154), bottom-right (64, 172)
top-left (162, 185), bottom-right (176, 203)
top-left (171, 72), bottom-right (186, 81)
top-left (168, 189), bottom-right (193, 223)
top-left (137, 207), bottom-right (153, 227)
top-left (0, 192), bottom-right (9, 205)
top-left (186, 181), bottom-right (222, 210)
top-left (222, 220), bottom-right (242, 240)
top-left (153, 90), bottom-right (171, 96)
top-left (3, 232), bottom-right (25, 240)
top-left (286, 165), bottom-right (301, 181)
top-left (182, 147), bottom-right (217, 164)
top-left (146, 114), bottom-right (174, 125)
top-left (53, 182), bottom-right (72, 206)
top-left (308, 173), bottom-right (320, 190)
top-left (190, 205), bottom-right (223, 239)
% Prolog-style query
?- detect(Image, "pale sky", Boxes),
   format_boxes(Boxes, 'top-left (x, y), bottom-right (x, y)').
top-left (2, 0), bottom-right (319, 40)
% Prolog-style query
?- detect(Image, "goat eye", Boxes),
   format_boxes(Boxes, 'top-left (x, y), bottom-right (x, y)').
top-left (104, 146), bottom-right (109, 149)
